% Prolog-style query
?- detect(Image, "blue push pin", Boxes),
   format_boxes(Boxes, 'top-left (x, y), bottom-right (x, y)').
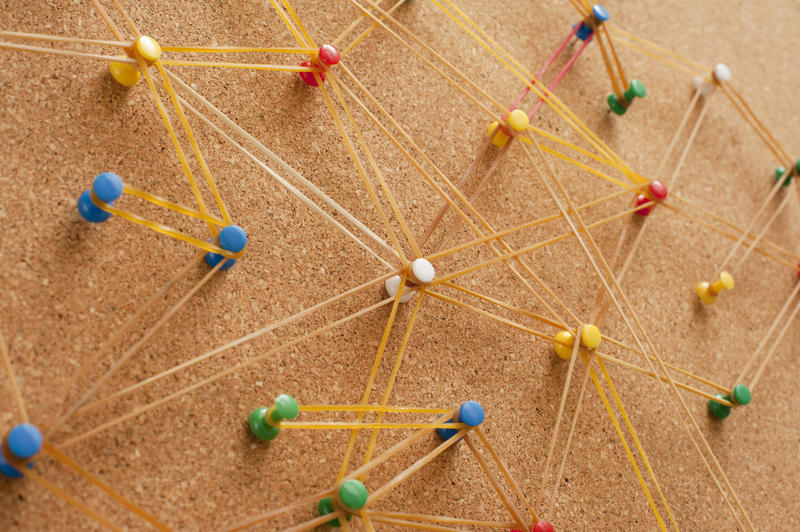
top-left (77, 172), bottom-right (124, 223)
top-left (204, 225), bottom-right (248, 270)
top-left (575, 5), bottom-right (609, 41)
top-left (0, 424), bottom-right (43, 478)
top-left (437, 400), bottom-right (485, 441)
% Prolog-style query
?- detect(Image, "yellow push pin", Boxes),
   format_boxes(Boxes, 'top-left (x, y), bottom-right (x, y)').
top-left (553, 330), bottom-right (574, 360)
top-left (487, 109), bottom-right (529, 148)
top-left (696, 271), bottom-right (734, 304)
top-left (109, 58), bottom-right (141, 87)
top-left (580, 324), bottom-right (602, 350)
top-left (134, 35), bottom-right (162, 63)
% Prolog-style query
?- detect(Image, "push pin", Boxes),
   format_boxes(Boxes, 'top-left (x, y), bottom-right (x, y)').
top-left (1, 424), bottom-right (43, 478)
top-left (299, 44), bottom-right (341, 87)
top-left (692, 63), bottom-right (731, 96)
top-left (533, 521), bottom-right (556, 532)
top-left (385, 257), bottom-right (435, 302)
top-left (634, 180), bottom-right (668, 216)
top-left (77, 172), bottom-right (124, 223)
top-left (511, 520), bottom-right (555, 532)
top-left (708, 384), bottom-right (751, 420)
top-left (204, 225), bottom-right (248, 270)
top-left (552, 324), bottom-right (602, 360)
top-left (436, 400), bottom-right (485, 441)
top-left (696, 271), bottom-right (734, 304)
top-left (109, 35), bottom-right (162, 87)
top-left (249, 393), bottom-right (299, 441)
top-left (487, 109), bottom-right (530, 148)
top-left (774, 158), bottom-right (800, 187)
top-left (607, 79), bottom-right (647, 116)
top-left (317, 478), bottom-right (369, 527)
top-left (574, 4), bottom-right (610, 41)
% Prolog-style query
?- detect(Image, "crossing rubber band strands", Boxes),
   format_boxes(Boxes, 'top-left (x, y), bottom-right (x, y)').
top-left (0, 0), bottom-right (797, 530)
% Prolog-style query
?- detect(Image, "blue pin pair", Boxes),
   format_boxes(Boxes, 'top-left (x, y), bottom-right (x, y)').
top-left (575, 5), bottom-right (609, 41)
top-left (437, 400), bottom-right (485, 441)
top-left (77, 172), bottom-right (123, 223)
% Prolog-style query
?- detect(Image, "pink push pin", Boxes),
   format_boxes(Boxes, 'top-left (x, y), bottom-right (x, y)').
top-left (299, 44), bottom-right (341, 87)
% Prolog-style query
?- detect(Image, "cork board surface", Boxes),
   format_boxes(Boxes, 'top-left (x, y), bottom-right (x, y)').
top-left (1, 0), bottom-right (800, 530)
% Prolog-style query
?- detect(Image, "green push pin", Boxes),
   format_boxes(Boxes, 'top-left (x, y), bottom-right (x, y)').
top-left (317, 479), bottom-right (368, 527)
top-left (775, 158), bottom-right (800, 187)
top-left (708, 384), bottom-right (751, 420)
top-left (607, 79), bottom-right (647, 116)
top-left (248, 393), bottom-right (299, 441)
top-left (774, 166), bottom-right (792, 187)
top-left (338, 479), bottom-right (368, 510)
top-left (317, 497), bottom-right (350, 527)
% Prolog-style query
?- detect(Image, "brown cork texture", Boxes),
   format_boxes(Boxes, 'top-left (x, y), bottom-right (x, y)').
top-left (1, 0), bottom-right (799, 530)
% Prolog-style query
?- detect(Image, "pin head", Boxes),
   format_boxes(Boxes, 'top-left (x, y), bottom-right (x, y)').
top-left (635, 194), bottom-right (653, 216)
top-left (553, 330), bottom-right (575, 360)
top-left (649, 180), bottom-right (668, 199)
top-left (708, 394), bottom-right (731, 419)
top-left (458, 400), bottom-right (485, 427)
top-left (109, 58), bottom-right (141, 87)
top-left (607, 94), bottom-right (627, 115)
top-left (732, 384), bottom-right (751, 405)
top-left (78, 190), bottom-right (112, 223)
top-left (318, 44), bottom-right (341, 66)
top-left (533, 520), bottom-right (556, 532)
top-left (628, 79), bottom-right (647, 99)
top-left (219, 225), bottom-right (248, 254)
top-left (581, 324), bottom-right (602, 349)
top-left (713, 63), bottom-right (731, 83)
top-left (338, 479), bottom-right (368, 510)
top-left (385, 275), bottom-right (414, 302)
top-left (487, 120), bottom-right (511, 147)
top-left (274, 393), bottom-right (299, 420)
top-left (249, 407), bottom-right (280, 441)
top-left (775, 166), bottom-right (792, 187)
top-left (299, 59), bottom-right (325, 86)
top-left (93, 172), bottom-right (124, 203)
top-left (592, 5), bottom-right (609, 22)
top-left (718, 271), bottom-right (734, 290)
top-left (696, 281), bottom-right (715, 304)
top-left (7, 424), bottom-right (42, 460)
top-left (507, 109), bottom-right (529, 133)
top-left (410, 258), bottom-right (435, 284)
top-left (134, 36), bottom-right (162, 63)
top-left (317, 496), bottom-right (351, 527)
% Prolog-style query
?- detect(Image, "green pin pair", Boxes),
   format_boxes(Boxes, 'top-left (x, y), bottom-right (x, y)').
top-left (708, 384), bottom-right (751, 420)
top-left (317, 479), bottom-right (369, 527)
top-left (249, 394), bottom-right (299, 441)
top-left (774, 158), bottom-right (800, 187)
top-left (607, 79), bottom-right (647, 115)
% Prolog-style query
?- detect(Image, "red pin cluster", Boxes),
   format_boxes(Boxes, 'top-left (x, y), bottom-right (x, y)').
top-left (299, 44), bottom-right (341, 86)
top-left (635, 180), bottom-right (668, 216)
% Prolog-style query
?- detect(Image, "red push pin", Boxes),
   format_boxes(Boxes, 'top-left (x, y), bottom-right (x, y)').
top-left (299, 44), bottom-right (341, 87)
top-left (634, 180), bottom-right (668, 216)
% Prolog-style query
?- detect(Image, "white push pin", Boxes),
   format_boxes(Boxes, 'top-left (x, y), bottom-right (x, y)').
top-left (385, 258), bottom-right (435, 302)
top-left (692, 63), bottom-right (730, 96)
top-left (712, 63), bottom-right (731, 84)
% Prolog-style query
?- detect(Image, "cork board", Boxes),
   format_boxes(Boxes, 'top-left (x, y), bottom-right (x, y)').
top-left (1, 0), bottom-right (800, 530)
